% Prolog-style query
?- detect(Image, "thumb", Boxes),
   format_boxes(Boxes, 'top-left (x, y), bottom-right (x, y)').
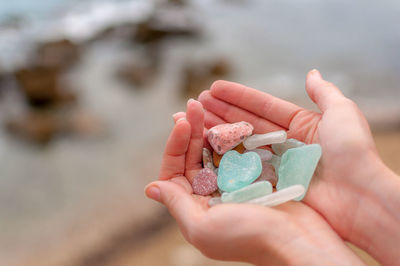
top-left (145, 179), bottom-right (202, 228)
top-left (306, 69), bottom-right (348, 112)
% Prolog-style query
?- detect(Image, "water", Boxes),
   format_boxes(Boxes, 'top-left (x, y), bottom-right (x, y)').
top-left (0, 0), bottom-right (399, 264)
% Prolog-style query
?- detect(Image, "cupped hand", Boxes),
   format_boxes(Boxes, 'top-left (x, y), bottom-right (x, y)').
top-left (145, 99), bottom-right (363, 265)
top-left (197, 70), bottom-right (387, 245)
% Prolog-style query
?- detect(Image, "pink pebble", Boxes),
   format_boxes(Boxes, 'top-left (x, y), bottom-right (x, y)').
top-left (192, 168), bottom-right (218, 196)
top-left (207, 121), bottom-right (254, 155)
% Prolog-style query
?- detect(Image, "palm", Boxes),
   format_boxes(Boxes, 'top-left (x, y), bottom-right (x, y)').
top-left (147, 96), bottom-right (364, 264)
top-left (198, 76), bottom-right (377, 240)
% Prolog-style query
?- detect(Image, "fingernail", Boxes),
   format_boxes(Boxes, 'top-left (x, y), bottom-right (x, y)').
top-left (177, 117), bottom-right (186, 123)
top-left (310, 69), bottom-right (323, 79)
top-left (145, 185), bottom-right (161, 202)
top-left (172, 112), bottom-right (181, 121)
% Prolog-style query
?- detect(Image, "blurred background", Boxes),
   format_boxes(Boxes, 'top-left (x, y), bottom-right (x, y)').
top-left (0, 0), bottom-right (399, 265)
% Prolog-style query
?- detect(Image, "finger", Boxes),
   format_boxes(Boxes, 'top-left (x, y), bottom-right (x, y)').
top-left (185, 99), bottom-right (204, 183)
top-left (204, 110), bottom-right (226, 129)
top-left (209, 80), bottom-right (303, 129)
top-left (145, 180), bottom-right (203, 237)
top-left (198, 90), bottom-right (283, 134)
top-left (305, 69), bottom-right (347, 112)
top-left (159, 118), bottom-right (191, 180)
top-left (173, 112), bottom-right (186, 123)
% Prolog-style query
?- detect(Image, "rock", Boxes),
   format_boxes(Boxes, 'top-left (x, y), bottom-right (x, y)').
top-left (192, 168), bottom-right (218, 196)
top-left (245, 148), bottom-right (272, 161)
top-left (272, 138), bottom-right (305, 156)
top-left (221, 181), bottom-right (272, 203)
top-left (14, 66), bottom-right (76, 108)
top-left (276, 144), bottom-right (322, 200)
top-left (65, 110), bottom-right (106, 137)
top-left (212, 143), bottom-right (245, 167)
top-left (6, 111), bottom-right (59, 144)
top-left (243, 130), bottom-right (287, 150)
top-left (180, 59), bottom-right (231, 99)
top-left (212, 150), bottom-right (222, 167)
top-left (208, 121), bottom-right (253, 155)
top-left (208, 197), bottom-right (222, 207)
top-left (36, 39), bottom-right (80, 69)
top-left (213, 168), bottom-right (218, 176)
top-left (246, 185), bottom-right (305, 207)
top-left (255, 161), bottom-right (278, 187)
top-left (209, 59), bottom-right (231, 76)
top-left (268, 154), bottom-right (281, 178)
top-left (117, 61), bottom-right (158, 88)
top-left (218, 150), bottom-right (262, 192)
top-left (202, 148), bottom-right (215, 170)
top-left (133, 17), bottom-right (198, 44)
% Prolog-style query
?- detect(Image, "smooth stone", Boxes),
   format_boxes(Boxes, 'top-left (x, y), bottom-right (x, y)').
top-left (192, 168), bottom-right (218, 196)
top-left (243, 130), bottom-right (287, 150)
top-left (272, 138), bottom-right (305, 156)
top-left (254, 161), bottom-right (277, 187)
top-left (208, 121), bottom-right (253, 155)
top-left (213, 150), bottom-right (222, 167)
top-left (245, 148), bottom-right (272, 161)
top-left (208, 197), bottom-right (222, 207)
top-left (203, 148), bottom-right (215, 170)
top-left (213, 167), bottom-right (219, 176)
top-left (221, 181), bottom-right (273, 203)
top-left (213, 143), bottom-right (245, 167)
top-left (246, 185), bottom-right (305, 206)
top-left (276, 144), bottom-right (322, 200)
top-left (268, 154), bottom-right (281, 178)
top-left (218, 150), bottom-right (262, 192)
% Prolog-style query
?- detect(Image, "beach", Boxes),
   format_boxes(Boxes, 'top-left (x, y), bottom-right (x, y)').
top-left (0, 0), bottom-right (399, 265)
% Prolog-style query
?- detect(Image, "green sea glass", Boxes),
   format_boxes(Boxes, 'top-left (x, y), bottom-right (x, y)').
top-left (276, 144), bottom-right (322, 200)
top-left (218, 150), bottom-right (262, 192)
top-left (221, 181), bottom-right (273, 203)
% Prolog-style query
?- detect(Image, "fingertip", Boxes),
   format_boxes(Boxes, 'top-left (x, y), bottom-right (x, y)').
top-left (173, 112), bottom-right (186, 123)
top-left (307, 69), bottom-right (323, 80)
top-left (198, 90), bottom-right (210, 103)
top-left (210, 79), bottom-right (232, 92)
top-left (187, 98), bottom-right (204, 112)
top-left (145, 183), bottom-right (161, 202)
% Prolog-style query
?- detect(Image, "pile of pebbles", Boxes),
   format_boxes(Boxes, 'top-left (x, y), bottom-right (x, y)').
top-left (191, 121), bottom-right (322, 207)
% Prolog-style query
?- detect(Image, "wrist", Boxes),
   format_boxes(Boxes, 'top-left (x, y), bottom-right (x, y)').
top-left (347, 153), bottom-right (400, 265)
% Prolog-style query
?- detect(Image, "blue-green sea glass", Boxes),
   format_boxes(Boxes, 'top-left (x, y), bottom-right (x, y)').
top-left (276, 144), bottom-right (322, 200)
top-left (218, 150), bottom-right (262, 192)
top-left (221, 181), bottom-right (272, 203)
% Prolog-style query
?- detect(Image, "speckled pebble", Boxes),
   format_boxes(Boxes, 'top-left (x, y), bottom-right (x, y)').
top-left (192, 168), bottom-right (218, 196)
top-left (208, 122), bottom-right (253, 155)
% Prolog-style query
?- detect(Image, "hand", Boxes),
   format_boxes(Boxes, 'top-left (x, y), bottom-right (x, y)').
top-left (145, 99), bottom-right (363, 265)
top-left (198, 70), bottom-right (400, 264)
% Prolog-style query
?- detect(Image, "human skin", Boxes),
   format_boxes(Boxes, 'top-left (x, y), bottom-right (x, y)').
top-left (145, 97), bottom-right (364, 265)
top-left (197, 70), bottom-right (400, 265)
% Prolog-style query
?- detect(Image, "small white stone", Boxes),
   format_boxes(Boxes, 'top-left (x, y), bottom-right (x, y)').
top-left (245, 149), bottom-right (272, 161)
top-left (208, 197), bottom-right (222, 207)
top-left (243, 130), bottom-right (287, 150)
top-left (272, 138), bottom-right (305, 156)
top-left (245, 185), bottom-right (305, 207)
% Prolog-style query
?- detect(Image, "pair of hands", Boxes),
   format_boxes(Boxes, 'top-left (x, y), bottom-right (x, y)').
top-left (145, 70), bottom-right (400, 265)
